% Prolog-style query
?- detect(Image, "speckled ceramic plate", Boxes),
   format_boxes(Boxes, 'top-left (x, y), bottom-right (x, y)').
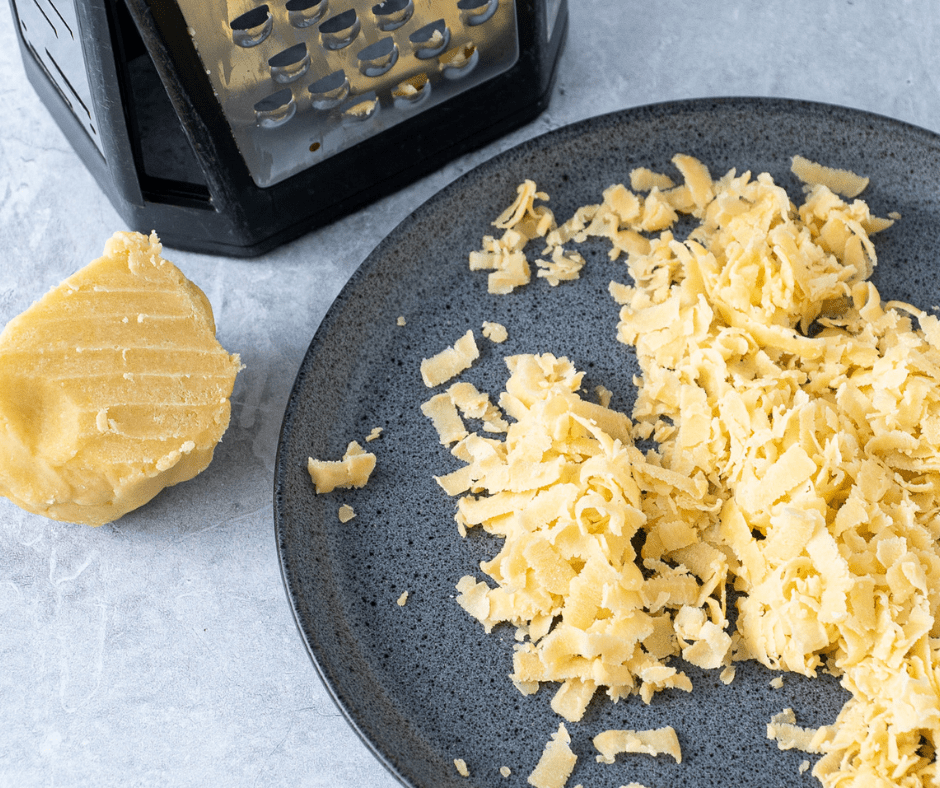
top-left (274, 97), bottom-right (940, 788)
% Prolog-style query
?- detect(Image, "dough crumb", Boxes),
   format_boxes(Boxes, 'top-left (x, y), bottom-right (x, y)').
top-left (307, 441), bottom-right (376, 493)
top-left (482, 321), bottom-right (509, 343)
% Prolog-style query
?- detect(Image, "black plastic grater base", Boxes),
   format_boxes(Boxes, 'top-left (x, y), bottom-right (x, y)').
top-left (10, 0), bottom-right (568, 257)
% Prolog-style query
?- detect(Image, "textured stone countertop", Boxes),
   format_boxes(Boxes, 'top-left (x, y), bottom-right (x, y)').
top-left (2, 2), bottom-right (940, 786)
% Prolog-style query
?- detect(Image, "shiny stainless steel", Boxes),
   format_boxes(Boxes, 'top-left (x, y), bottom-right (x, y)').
top-left (177, 0), bottom-right (520, 187)
top-left (12, 0), bottom-right (104, 155)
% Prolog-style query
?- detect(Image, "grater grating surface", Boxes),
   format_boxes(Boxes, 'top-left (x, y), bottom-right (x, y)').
top-left (179, 0), bottom-right (520, 187)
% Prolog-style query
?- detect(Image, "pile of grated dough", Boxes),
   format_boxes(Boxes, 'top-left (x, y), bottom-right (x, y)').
top-left (422, 153), bottom-right (940, 787)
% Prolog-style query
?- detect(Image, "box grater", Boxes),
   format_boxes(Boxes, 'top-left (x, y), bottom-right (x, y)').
top-left (11, 0), bottom-right (568, 256)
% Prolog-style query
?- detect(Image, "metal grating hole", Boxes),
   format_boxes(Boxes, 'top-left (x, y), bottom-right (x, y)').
top-left (409, 20), bottom-right (449, 59)
top-left (286, 0), bottom-right (328, 28)
top-left (439, 43), bottom-right (477, 80)
top-left (269, 43), bottom-right (310, 83)
top-left (319, 9), bottom-right (360, 50)
top-left (457, 0), bottom-right (498, 26)
top-left (357, 37), bottom-right (397, 78)
top-left (308, 69), bottom-right (349, 109)
top-left (371, 0), bottom-right (412, 31)
top-left (254, 88), bottom-right (296, 127)
top-left (231, 5), bottom-right (272, 47)
top-left (392, 72), bottom-right (430, 109)
top-left (343, 93), bottom-right (378, 122)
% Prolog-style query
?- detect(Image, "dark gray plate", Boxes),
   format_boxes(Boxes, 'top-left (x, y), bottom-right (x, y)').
top-left (274, 97), bottom-right (940, 788)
